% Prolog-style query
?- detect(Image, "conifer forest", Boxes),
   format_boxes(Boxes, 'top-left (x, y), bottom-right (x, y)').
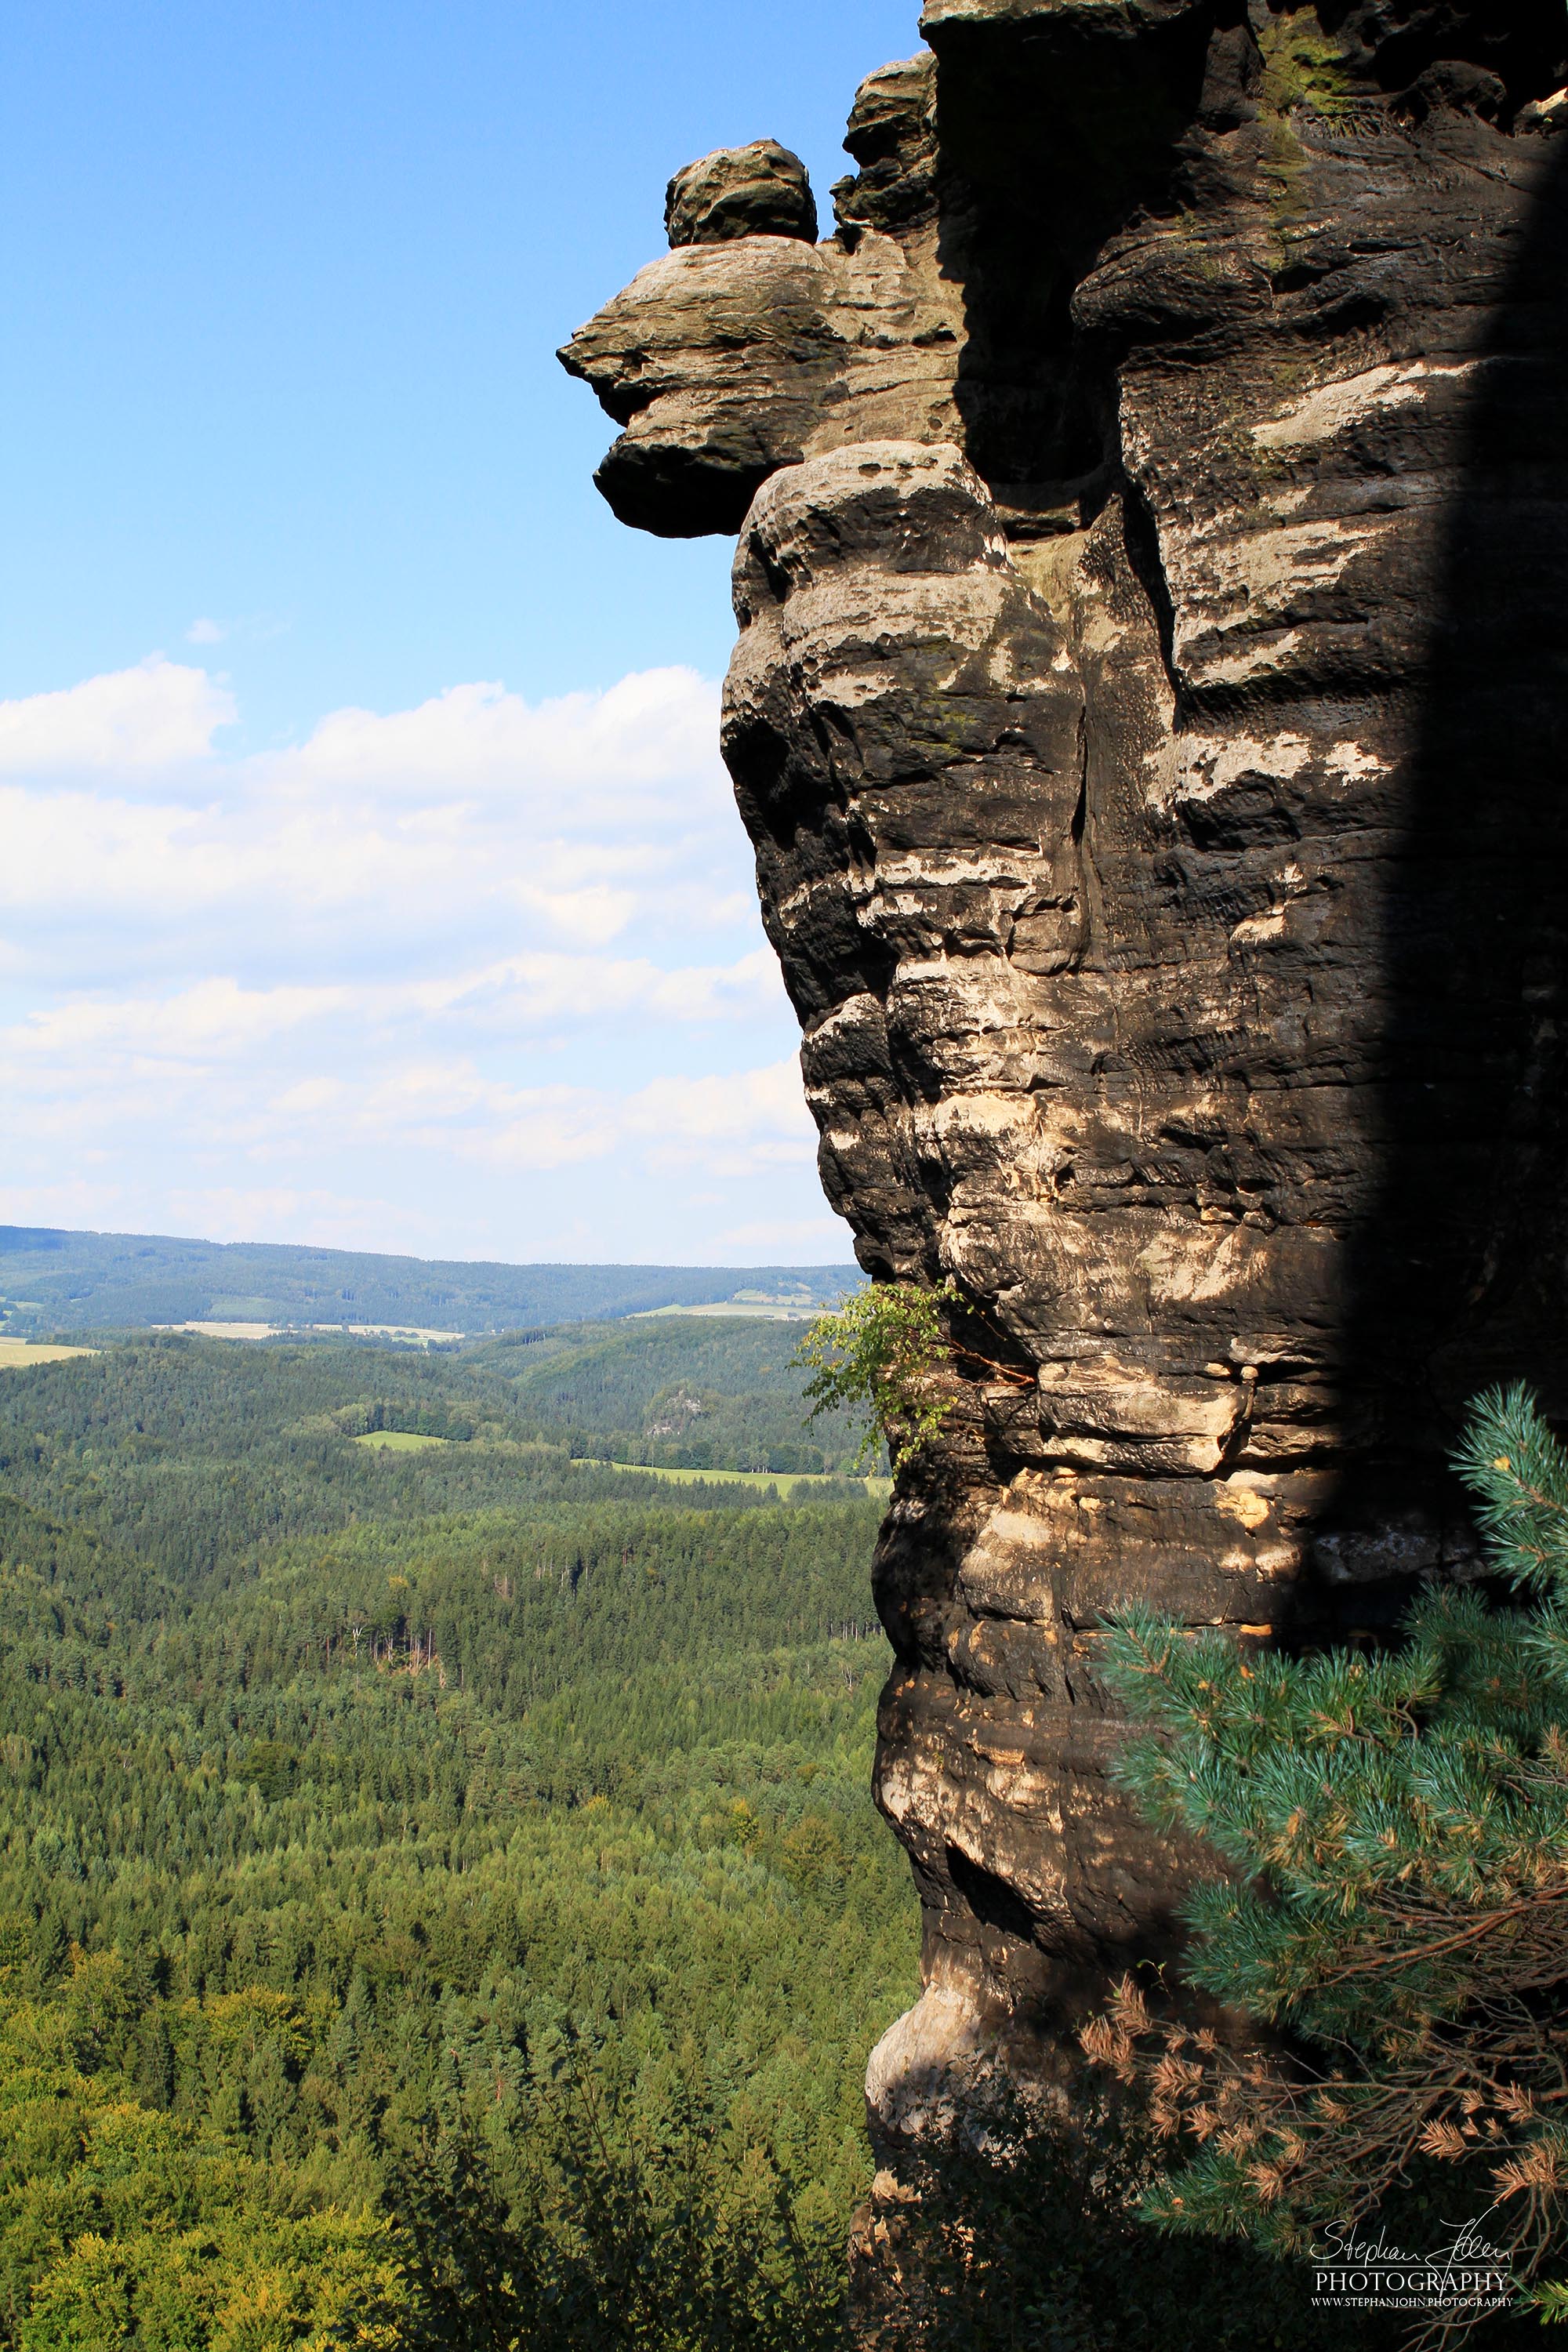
top-left (0, 1322), bottom-right (913, 2347)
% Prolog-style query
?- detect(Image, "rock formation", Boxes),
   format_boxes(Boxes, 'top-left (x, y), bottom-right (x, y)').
top-left (563, 0), bottom-right (1568, 2198)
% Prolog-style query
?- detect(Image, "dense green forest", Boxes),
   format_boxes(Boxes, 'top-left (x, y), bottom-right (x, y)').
top-left (0, 1223), bottom-right (858, 1337)
top-left (0, 1324), bottom-right (913, 2347)
top-left (486, 1318), bottom-right (877, 1475)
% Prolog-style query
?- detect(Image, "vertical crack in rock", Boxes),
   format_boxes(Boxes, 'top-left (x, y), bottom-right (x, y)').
top-left (561, 0), bottom-right (1568, 2267)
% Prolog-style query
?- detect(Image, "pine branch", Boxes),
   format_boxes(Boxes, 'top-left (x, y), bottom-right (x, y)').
top-left (1454, 1385), bottom-right (1568, 1598)
top-left (1083, 1384), bottom-right (1568, 2336)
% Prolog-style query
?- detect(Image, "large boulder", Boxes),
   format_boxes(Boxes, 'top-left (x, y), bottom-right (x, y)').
top-left (664, 137), bottom-right (819, 246)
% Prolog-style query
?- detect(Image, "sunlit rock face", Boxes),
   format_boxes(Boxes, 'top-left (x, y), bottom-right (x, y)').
top-left (563, 0), bottom-right (1568, 2161)
top-left (663, 138), bottom-right (820, 249)
top-left (558, 74), bottom-right (960, 540)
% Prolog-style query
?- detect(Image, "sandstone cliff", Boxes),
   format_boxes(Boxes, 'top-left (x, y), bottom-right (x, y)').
top-left (563, 0), bottom-right (1568, 2177)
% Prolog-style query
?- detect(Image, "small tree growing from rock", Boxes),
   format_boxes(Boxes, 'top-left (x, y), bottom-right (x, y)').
top-left (793, 1280), bottom-right (1034, 1473)
top-left (793, 1282), bottom-right (962, 1472)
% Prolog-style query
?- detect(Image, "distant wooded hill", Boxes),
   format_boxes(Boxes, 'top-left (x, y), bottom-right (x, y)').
top-left (0, 1225), bottom-right (859, 1338)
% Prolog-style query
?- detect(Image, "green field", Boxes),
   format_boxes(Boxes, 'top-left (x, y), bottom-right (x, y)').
top-left (575, 1455), bottom-right (891, 1499)
top-left (353, 1427), bottom-right (451, 1451)
top-left (354, 1432), bottom-right (885, 1486)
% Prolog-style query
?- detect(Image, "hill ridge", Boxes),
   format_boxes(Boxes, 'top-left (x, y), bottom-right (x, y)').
top-left (0, 1224), bottom-right (859, 1338)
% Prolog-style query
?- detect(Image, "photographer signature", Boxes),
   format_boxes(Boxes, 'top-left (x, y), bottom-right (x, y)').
top-left (1311, 2215), bottom-right (1510, 2270)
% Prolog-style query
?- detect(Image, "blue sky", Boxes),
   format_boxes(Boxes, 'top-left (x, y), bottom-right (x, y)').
top-left (0, 0), bottom-right (920, 1264)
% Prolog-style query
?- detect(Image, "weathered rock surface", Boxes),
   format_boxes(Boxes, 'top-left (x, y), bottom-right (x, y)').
top-left (664, 139), bottom-right (819, 249)
top-left (558, 56), bottom-right (959, 536)
top-left (564, 0), bottom-right (1568, 2205)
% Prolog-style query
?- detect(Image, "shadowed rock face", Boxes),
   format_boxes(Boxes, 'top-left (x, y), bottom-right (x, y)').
top-left (562, 0), bottom-right (1568, 2158)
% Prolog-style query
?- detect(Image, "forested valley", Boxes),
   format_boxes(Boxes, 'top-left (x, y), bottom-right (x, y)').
top-left (0, 1319), bottom-right (915, 2348)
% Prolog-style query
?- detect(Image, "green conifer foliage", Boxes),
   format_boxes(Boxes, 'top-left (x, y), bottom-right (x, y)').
top-left (1083, 1385), bottom-right (1568, 2326)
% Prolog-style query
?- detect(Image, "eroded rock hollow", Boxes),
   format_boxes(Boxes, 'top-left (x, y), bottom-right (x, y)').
top-left (562, 0), bottom-right (1568, 2173)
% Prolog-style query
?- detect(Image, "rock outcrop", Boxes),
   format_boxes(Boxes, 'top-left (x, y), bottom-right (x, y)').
top-left (563, 0), bottom-right (1568, 2201)
top-left (664, 139), bottom-right (819, 250)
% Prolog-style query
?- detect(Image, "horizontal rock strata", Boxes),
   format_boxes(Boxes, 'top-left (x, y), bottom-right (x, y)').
top-left (564, 0), bottom-right (1568, 2187)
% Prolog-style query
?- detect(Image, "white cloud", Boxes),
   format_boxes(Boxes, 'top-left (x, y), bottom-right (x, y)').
top-left (417, 946), bottom-right (782, 1031)
top-left (715, 1216), bottom-right (856, 1257)
top-left (0, 1179), bottom-right (432, 1254)
top-left (0, 659), bottom-right (739, 956)
top-left (186, 618), bottom-right (226, 645)
top-left (433, 1057), bottom-right (817, 1177)
top-left (625, 1061), bottom-right (815, 1154)
top-left (158, 1187), bottom-right (432, 1250)
top-left (0, 951), bottom-right (784, 1076)
top-left (5, 977), bottom-right (334, 1062)
top-left (0, 786), bottom-right (233, 915)
top-left (0, 985), bottom-right (815, 1184)
top-left (0, 657), bottom-right (235, 775)
top-left (0, 1180), bottom-right (140, 1232)
top-left (0, 657), bottom-right (846, 1265)
top-left (277, 666), bottom-right (720, 807)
